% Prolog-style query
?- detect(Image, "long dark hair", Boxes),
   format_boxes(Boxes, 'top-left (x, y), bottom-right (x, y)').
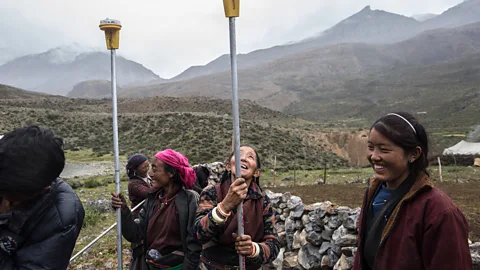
top-left (220, 145), bottom-right (262, 185)
top-left (371, 112), bottom-right (429, 179)
top-left (193, 166), bottom-right (210, 193)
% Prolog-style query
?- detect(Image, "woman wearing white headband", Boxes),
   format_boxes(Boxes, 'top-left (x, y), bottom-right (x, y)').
top-left (353, 112), bottom-right (472, 270)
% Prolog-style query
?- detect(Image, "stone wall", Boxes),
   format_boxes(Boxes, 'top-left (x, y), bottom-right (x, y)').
top-left (193, 161), bottom-right (226, 185)
top-left (266, 191), bottom-right (358, 270)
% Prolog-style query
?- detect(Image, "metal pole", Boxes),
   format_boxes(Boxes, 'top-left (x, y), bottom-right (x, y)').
top-left (324, 160), bottom-right (327, 185)
top-left (228, 17), bottom-right (245, 270)
top-left (110, 49), bottom-right (123, 270)
top-left (294, 160), bottom-right (296, 187)
top-left (438, 157), bottom-right (443, 182)
top-left (70, 200), bottom-right (146, 263)
top-left (273, 155), bottom-right (276, 187)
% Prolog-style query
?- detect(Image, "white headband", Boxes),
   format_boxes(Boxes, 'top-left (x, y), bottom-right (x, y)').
top-left (387, 113), bottom-right (417, 134)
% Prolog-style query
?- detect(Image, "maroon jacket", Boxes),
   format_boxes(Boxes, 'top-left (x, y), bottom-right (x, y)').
top-left (128, 177), bottom-right (152, 215)
top-left (353, 173), bottom-right (473, 270)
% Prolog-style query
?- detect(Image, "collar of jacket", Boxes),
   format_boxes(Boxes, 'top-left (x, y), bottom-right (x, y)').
top-left (366, 172), bottom-right (434, 243)
top-left (5, 184), bottom-right (55, 232)
top-left (147, 186), bottom-right (186, 198)
top-left (246, 180), bottom-right (264, 200)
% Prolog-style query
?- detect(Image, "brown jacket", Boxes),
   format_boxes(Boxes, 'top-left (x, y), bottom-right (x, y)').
top-left (353, 173), bottom-right (473, 270)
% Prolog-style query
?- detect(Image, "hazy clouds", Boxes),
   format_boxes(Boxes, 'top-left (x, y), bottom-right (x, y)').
top-left (1, 0), bottom-right (462, 78)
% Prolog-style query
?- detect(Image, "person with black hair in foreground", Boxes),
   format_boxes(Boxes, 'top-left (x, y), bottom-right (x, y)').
top-left (0, 126), bottom-right (85, 269)
top-left (353, 112), bottom-right (472, 270)
top-left (194, 145), bottom-right (280, 270)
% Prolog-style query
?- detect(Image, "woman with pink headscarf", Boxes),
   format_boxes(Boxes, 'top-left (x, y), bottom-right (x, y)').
top-left (112, 149), bottom-right (201, 270)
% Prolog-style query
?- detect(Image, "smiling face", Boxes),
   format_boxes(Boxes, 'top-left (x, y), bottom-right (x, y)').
top-left (149, 158), bottom-right (174, 190)
top-left (227, 146), bottom-right (260, 181)
top-left (135, 160), bottom-right (150, 178)
top-left (367, 128), bottom-right (413, 189)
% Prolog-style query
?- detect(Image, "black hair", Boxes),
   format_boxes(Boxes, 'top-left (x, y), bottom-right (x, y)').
top-left (0, 126), bottom-right (65, 196)
top-left (371, 112), bottom-right (429, 178)
top-left (127, 168), bottom-right (136, 179)
top-left (193, 166), bottom-right (210, 194)
top-left (126, 154), bottom-right (148, 179)
top-left (220, 145), bottom-right (262, 184)
top-left (164, 163), bottom-right (184, 187)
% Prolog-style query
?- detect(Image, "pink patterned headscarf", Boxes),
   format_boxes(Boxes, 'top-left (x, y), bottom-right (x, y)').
top-left (154, 149), bottom-right (196, 189)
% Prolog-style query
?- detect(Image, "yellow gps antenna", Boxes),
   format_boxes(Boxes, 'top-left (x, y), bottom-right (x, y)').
top-left (99, 18), bottom-right (122, 49)
top-left (223, 0), bottom-right (240, 17)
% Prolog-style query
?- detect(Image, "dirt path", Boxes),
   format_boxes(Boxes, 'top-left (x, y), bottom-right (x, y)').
top-left (60, 163), bottom-right (113, 179)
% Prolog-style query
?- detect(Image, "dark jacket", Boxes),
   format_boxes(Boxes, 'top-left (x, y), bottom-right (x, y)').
top-left (121, 188), bottom-right (201, 270)
top-left (353, 173), bottom-right (473, 270)
top-left (0, 178), bottom-right (85, 269)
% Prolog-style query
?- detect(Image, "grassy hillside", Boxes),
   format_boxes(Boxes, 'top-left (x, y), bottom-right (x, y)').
top-left (0, 91), bottom-right (346, 169)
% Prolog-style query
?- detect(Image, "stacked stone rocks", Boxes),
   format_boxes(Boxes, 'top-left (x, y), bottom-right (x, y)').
top-left (266, 191), bottom-right (359, 270)
top-left (193, 161), bottom-right (226, 185)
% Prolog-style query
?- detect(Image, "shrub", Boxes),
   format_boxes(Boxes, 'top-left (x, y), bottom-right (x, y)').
top-left (84, 179), bottom-right (104, 188)
top-left (83, 207), bottom-right (105, 228)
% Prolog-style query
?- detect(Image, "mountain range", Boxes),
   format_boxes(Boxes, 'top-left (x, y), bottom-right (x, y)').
top-left (2, 0), bottom-right (480, 97)
top-left (0, 0), bottom-right (479, 136)
top-left (171, 0), bottom-right (480, 81)
top-left (115, 21), bottom-right (480, 132)
top-left (0, 44), bottom-right (161, 95)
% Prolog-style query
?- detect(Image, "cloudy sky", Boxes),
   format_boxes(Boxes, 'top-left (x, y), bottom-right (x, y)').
top-left (1, 0), bottom-right (463, 78)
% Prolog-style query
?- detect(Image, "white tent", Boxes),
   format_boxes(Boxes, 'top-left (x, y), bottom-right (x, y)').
top-left (443, 140), bottom-right (480, 155)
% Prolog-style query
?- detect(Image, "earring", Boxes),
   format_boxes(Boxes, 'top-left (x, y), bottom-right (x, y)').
top-left (410, 159), bottom-right (414, 163)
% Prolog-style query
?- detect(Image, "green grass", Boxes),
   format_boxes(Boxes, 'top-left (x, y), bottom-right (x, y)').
top-left (66, 165), bottom-right (478, 191)
top-left (0, 105), bottom-right (347, 169)
top-left (429, 166), bottom-right (479, 183)
top-left (65, 174), bottom-right (128, 190)
top-left (68, 181), bottom-right (133, 269)
top-left (83, 207), bottom-right (106, 229)
top-left (260, 166), bottom-right (479, 186)
top-left (1, 87), bottom-right (474, 168)
top-left (65, 149), bottom-right (127, 163)
top-left (261, 167), bottom-right (372, 186)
